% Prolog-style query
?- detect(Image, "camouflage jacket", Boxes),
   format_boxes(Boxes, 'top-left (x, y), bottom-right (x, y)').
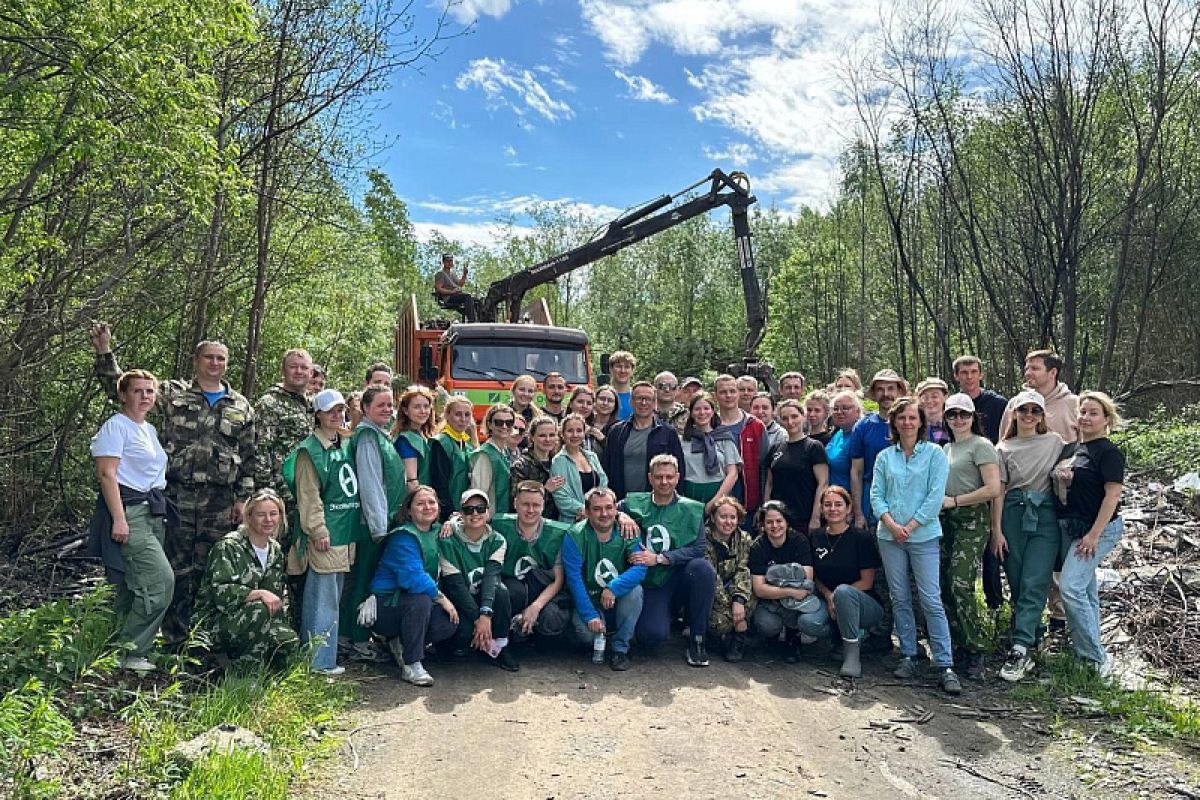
top-left (656, 402), bottom-right (689, 436)
top-left (705, 524), bottom-right (754, 605)
top-left (195, 530), bottom-right (288, 621)
top-left (253, 383), bottom-right (312, 498)
top-left (95, 352), bottom-right (256, 495)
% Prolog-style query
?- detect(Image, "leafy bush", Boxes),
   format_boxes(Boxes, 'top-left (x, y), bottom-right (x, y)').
top-left (1113, 403), bottom-right (1200, 478)
top-left (0, 679), bottom-right (76, 799)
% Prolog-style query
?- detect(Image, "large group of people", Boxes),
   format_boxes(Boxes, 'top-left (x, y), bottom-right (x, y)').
top-left (87, 327), bottom-right (1128, 696)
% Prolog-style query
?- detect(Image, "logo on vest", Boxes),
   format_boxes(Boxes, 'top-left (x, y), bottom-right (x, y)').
top-left (514, 555), bottom-right (537, 578)
top-left (338, 463), bottom-right (359, 498)
top-left (645, 524), bottom-right (671, 554)
top-left (593, 558), bottom-right (618, 587)
top-left (468, 567), bottom-right (484, 594)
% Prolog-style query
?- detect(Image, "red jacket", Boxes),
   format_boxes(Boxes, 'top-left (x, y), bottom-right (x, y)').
top-left (733, 413), bottom-right (766, 513)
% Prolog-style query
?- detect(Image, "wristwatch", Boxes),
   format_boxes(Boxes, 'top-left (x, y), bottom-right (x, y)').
top-left (656, 553), bottom-right (668, 566)
top-left (478, 606), bottom-right (494, 617)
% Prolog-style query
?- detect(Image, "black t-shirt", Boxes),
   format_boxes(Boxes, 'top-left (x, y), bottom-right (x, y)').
top-left (811, 429), bottom-right (834, 446)
top-left (1057, 438), bottom-right (1125, 524)
top-left (809, 526), bottom-right (881, 594)
top-left (767, 437), bottom-right (828, 527)
top-left (748, 532), bottom-right (813, 576)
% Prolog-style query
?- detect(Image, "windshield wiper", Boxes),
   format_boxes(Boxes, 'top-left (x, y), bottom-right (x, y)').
top-left (453, 366), bottom-right (508, 384)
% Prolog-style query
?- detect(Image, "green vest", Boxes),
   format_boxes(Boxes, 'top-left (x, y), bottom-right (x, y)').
top-left (469, 440), bottom-right (513, 513)
top-left (433, 431), bottom-right (472, 510)
top-left (396, 430), bottom-right (431, 486)
top-left (437, 529), bottom-right (505, 594)
top-left (398, 521), bottom-right (440, 581)
top-left (622, 493), bottom-right (704, 588)
top-left (567, 521), bottom-right (638, 604)
top-left (350, 424), bottom-right (406, 524)
top-left (281, 434), bottom-right (363, 549)
top-left (492, 514), bottom-right (569, 579)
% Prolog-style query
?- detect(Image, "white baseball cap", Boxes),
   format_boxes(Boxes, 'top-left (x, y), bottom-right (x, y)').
top-left (313, 389), bottom-right (346, 413)
top-left (944, 393), bottom-right (975, 414)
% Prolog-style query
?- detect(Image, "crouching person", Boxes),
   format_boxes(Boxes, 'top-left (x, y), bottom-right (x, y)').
top-left (704, 497), bottom-right (756, 662)
top-left (365, 486), bottom-right (459, 686)
top-left (750, 501), bottom-right (822, 662)
top-left (562, 488), bottom-right (646, 671)
top-left (492, 481), bottom-right (572, 640)
top-left (195, 490), bottom-right (300, 664)
top-left (437, 489), bottom-right (520, 671)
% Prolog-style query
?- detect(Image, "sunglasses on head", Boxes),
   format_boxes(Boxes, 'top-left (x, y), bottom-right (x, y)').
top-left (1016, 405), bottom-right (1044, 416)
top-left (945, 409), bottom-right (973, 419)
top-left (462, 503), bottom-right (489, 515)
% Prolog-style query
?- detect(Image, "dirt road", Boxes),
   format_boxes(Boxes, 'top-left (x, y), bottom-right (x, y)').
top-left (305, 643), bottom-right (1164, 800)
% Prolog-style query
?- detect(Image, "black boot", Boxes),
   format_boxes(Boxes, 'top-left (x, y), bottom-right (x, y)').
top-left (725, 632), bottom-right (746, 663)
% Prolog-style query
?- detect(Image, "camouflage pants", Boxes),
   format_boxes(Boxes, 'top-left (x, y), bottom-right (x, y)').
top-left (708, 585), bottom-right (756, 636)
top-left (210, 599), bottom-right (300, 663)
top-left (165, 483), bottom-right (236, 642)
top-left (939, 504), bottom-right (991, 652)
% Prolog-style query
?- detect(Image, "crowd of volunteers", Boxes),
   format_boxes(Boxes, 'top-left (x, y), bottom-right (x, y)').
top-left (87, 322), bottom-right (1127, 693)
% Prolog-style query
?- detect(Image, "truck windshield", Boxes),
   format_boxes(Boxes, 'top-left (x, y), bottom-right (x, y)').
top-left (451, 341), bottom-right (588, 384)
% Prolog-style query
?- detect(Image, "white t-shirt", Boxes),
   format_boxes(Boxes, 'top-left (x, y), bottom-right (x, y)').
top-left (90, 413), bottom-right (167, 492)
top-left (251, 543), bottom-right (270, 570)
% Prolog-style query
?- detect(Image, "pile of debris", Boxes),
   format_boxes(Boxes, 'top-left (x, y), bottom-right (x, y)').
top-left (1101, 473), bottom-right (1200, 682)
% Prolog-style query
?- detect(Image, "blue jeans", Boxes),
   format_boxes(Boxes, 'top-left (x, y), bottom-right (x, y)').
top-left (1059, 518), bottom-right (1123, 665)
top-left (830, 585), bottom-right (884, 641)
top-left (301, 569), bottom-right (345, 670)
top-left (878, 537), bottom-right (954, 668)
top-left (573, 586), bottom-right (644, 654)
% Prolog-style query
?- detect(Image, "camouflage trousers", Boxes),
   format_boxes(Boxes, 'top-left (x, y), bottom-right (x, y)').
top-left (209, 598), bottom-right (300, 663)
top-left (165, 483), bottom-right (237, 642)
top-left (708, 585), bottom-right (756, 636)
top-left (939, 504), bottom-right (991, 652)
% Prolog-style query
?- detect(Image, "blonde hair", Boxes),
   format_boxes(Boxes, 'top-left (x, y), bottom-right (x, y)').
top-left (241, 490), bottom-right (288, 539)
top-left (1078, 391), bottom-right (1124, 433)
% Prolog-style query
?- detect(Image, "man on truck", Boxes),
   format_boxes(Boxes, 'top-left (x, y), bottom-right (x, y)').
top-left (434, 253), bottom-right (478, 322)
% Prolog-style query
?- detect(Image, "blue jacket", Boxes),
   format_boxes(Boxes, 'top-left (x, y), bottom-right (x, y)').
top-left (370, 529), bottom-right (439, 599)
top-left (870, 441), bottom-right (949, 544)
top-left (601, 415), bottom-right (687, 499)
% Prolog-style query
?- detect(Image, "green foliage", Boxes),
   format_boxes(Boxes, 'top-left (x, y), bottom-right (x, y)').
top-left (1112, 404), bottom-right (1200, 477)
top-left (0, 679), bottom-right (76, 799)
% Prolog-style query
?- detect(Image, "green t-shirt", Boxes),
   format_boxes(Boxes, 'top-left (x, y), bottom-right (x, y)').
top-left (491, 514), bottom-right (569, 578)
top-left (944, 435), bottom-right (1000, 497)
top-left (437, 528), bottom-right (506, 595)
top-left (568, 522), bottom-right (640, 604)
top-left (621, 493), bottom-right (704, 588)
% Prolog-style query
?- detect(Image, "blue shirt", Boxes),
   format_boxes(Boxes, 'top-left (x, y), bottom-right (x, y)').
top-left (201, 388), bottom-right (227, 407)
top-left (825, 428), bottom-right (852, 491)
top-left (616, 390), bottom-right (633, 421)
top-left (870, 441), bottom-right (949, 544)
top-left (394, 437), bottom-right (420, 459)
top-left (847, 413), bottom-right (891, 517)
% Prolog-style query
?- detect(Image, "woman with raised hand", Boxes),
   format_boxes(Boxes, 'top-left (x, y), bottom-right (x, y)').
top-left (430, 395), bottom-right (478, 520)
top-left (367, 486), bottom-right (459, 686)
top-left (393, 385), bottom-right (438, 492)
top-left (938, 393), bottom-right (1002, 680)
top-left (680, 391), bottom-right (741, 514)
top-left (470, 403), bottom-right (519, 514)
top-left (1054, 392), bottom-right (1126, 678)
top-left (870, 396), bottom-right (960, 695)
top-left (704, 497), bottom-right (755, 662)
top-left (283, 389), bottom-right (362, 676)
top-left (765, 399), bottom-right (828, 533)
top-left (551, 413), bottom-right (608, 522)
top-left (509, 415), bottom-right (566, 519)
top-left (89, 369), bottom-right (174, 673)
top-left (991, 390), bottom-right (1065, 683)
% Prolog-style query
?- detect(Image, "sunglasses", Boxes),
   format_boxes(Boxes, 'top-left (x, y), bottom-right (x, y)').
top-left (633, 396), bottom-right (655, 403)
top-left (656, 383), bottom-right (678, 391)
top-left (491, 418), bottom-right (515, 428)
top-left (1016, 405), bottom-right (1044, 416)
top-left (945, 409), bottom-right (973, 419)
top-left (462, 504), bottom-right (489, 515)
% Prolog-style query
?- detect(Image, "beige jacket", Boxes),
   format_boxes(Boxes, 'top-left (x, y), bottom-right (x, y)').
top-left (286, 429), bottom-right (356, 575)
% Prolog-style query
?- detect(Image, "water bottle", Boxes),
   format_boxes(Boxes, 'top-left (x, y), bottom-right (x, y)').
top-left (592, 631), bottom-right (607, 664)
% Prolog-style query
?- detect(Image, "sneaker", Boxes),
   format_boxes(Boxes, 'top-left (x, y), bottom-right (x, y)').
top-left (385, 636), bottom-right (405, 668)
top-left (121, 654), bottom-right (156, 673)
top-left (964, 651), bottom-right (985, 681)
top-left (314, 665), bottom-right (346, 677)
top-left (687, 636), bottom-right (709, 667)
top-left (893, 657), bottom-right (919, 679)
top-left (999, 647), bottom-right (1034, 682)
top-left (610, 651), bottom-right (631, 671)
top-left (493, 647), bottom-right (520, 672)
top-left (1096, 653), bottom-right (1115, 681)
top-left (940, 668), bottom-right (963, 695)
top-left (401, 661), bottom-right (435, 686)
top-left (798, 633), bottom-right (820, 645)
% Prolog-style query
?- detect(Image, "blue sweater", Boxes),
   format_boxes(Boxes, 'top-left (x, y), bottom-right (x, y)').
top-left (370, 529), bottom-right (439, 598)
top-left (870, 441), bottom-right (949, 543)
top-left (561, 533), bottom-right (647, 624)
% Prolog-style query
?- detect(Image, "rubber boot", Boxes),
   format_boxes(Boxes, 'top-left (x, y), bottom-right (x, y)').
top-left (840, 638), bottom-right (862, 678)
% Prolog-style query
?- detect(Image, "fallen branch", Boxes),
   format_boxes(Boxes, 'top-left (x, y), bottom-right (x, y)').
top-left (940, 758), bottom-right (1036, 799)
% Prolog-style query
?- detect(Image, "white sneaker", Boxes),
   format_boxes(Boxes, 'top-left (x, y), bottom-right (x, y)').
top-left (999, 647), bottom-right (1033, 682)
top-left (401, 661), bottom-right (434, 687)
top-left (121, 654), bottom-right (156, 673)
top-left (314, 665), bottom-right (346, 677)
top-left (1097, 653), bottom-right (1116, 681)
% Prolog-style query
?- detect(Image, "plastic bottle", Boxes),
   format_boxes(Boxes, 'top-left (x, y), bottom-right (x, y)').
top-left (592, 631), bottom-right (607, 664)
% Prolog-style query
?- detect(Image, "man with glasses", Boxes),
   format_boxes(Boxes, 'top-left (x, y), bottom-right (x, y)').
top-left (561, 488), bottom-right (647, 670)
top-left (602, 382), bottom-right (687, 499)
top-left (437, 488), bottom-right (520, 671)
top-left (653, 371), bottom-right (688, 434)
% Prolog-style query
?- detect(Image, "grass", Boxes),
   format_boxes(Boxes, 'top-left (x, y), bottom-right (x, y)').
top-left (0, 586), bottom-right (353, 799)
top-left (1113, 403), bottom-right (1200, 478)
top-left (1008, 652), bottom-right (1200, 745)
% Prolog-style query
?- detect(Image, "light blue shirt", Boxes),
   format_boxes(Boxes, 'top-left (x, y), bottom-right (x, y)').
top-left (870, 441), bottom-right (949, 543)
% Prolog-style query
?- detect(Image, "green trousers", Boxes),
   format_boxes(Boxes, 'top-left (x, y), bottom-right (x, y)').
top-left (1000, 491), bottom-right (1058, 649)
top-left (115, 504), bottom-right (175, 657)
top-left (340, 532), bottom-right (384, 644)
top-left (939, 504), bottom-right (989, 652)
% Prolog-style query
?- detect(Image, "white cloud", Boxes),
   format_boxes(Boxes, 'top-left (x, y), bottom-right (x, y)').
top-left (412, 193), bottom-right (624, 222)
top-left (456, 58), bottom-right (575, 124)
top-left (613, 70), bottom-right (676, 103)
top-left (502, 144), bottom-right (518, 158)
top-left (756, 158), bottom-right (839, 211)
top-left (702, 141), bottom-right (759, 167)
top-left (413, 220), bottom-right (535, 248)
top-left (444, 0), bottom-right (518, 25)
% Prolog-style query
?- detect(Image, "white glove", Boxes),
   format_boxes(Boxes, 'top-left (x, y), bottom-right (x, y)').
top-left (357, 595), bottom-right (377, 627)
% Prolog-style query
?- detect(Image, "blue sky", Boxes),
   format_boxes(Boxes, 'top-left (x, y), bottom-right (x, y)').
top-left (374, 0), bottom-right (888, 246)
